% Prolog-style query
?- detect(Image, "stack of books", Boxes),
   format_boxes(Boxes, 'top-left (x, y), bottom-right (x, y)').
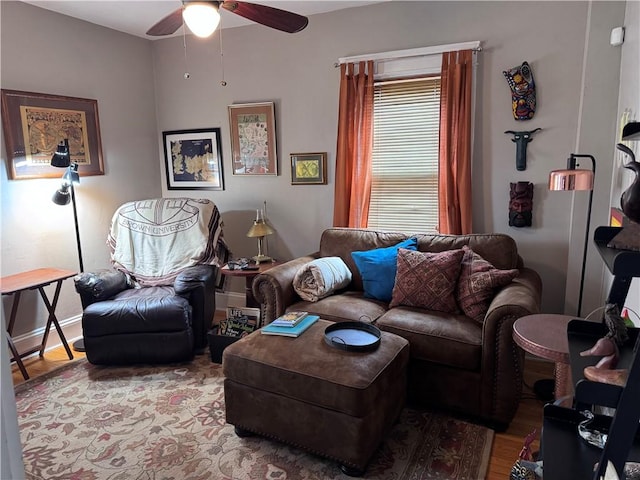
top-left (261, 311), bottom-right (319, 337)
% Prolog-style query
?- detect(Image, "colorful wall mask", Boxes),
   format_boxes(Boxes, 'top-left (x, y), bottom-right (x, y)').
top-left (503, 61), bottom-right (536, 121)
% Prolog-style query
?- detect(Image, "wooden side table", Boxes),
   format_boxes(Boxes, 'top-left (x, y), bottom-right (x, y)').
top-left (220, 261), bottom-right (281, 308)
top-left (1, 268), bottom-right (76, 380)
top-left (513, 314), bottom-right (574, 400)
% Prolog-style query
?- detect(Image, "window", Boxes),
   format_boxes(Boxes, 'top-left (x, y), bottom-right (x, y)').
top-left (367, 76), bottom-right (441, 232)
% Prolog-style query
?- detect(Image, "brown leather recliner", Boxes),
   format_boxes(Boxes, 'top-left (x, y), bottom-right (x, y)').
top-left (253, 228), bottom-right (542, 429)
top-left (74, 265), bottom-right (216, 365)
top-left (74, 197), bottom-right (228, 366)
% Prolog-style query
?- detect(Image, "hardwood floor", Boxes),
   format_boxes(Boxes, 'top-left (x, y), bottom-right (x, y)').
top-left (12, 343), bottom-right (553, 479)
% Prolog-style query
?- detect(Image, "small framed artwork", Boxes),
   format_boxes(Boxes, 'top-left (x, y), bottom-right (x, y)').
top-left (290, 152), bottom-right (327, 185)
top-left (1, 89), bottom-right (104, 180)
top-left (228, 102), bottom-right (277, 175)
top-left (163, 128), bottom-right (224, 190)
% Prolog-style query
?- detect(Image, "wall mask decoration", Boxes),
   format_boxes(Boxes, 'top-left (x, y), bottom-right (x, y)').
top-left (505, 128), bottom-right (542, 171)
top-left (503, 61), bottom-right (537, 120)
top-left (509, 181), bottom-right (534, 228)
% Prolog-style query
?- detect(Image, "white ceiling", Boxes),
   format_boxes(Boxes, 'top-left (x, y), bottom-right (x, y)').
top-left (22, 1), bottom-right (387, 39)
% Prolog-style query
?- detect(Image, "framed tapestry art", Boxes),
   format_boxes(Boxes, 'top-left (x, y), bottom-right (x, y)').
top-left (1, 89), bottom-right (104, 180)
top-left (163, 128), bottom-right (224, 190)
top-left (290, 152), bottom-right (327, 185)
top-left (228, 102), bottom-right (277, 175)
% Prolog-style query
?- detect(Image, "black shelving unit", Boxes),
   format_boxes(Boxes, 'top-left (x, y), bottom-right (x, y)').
top-left (542, 229), bottom-right (640, 479)
top-left (594, 226), bottom-right (640, 311)
top-left (543, 320), bottom-right (640, 479)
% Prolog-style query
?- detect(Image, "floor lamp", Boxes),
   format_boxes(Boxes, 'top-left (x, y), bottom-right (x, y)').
top-left (549, 153), bottom-right (596, 318)
top-left (51, 140), bottom-right (86, 351)
top-left (531, 154), bottom-right (596, 401)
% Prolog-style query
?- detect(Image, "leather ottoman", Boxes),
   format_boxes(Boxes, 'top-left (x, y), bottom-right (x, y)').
top-left (222, 319), bottom-right (409, 476)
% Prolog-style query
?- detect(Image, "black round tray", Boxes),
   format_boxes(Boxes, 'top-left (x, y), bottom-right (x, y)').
top-left (324, 322), bottom-right (381, 352)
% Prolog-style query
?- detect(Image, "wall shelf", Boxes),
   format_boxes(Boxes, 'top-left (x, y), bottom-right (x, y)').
top-left (594, 226), bottom-right (640, 311)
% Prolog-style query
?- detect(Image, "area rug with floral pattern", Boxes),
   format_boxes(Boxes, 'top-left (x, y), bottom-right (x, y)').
top-left (15, 355), bottom-right (493, 479)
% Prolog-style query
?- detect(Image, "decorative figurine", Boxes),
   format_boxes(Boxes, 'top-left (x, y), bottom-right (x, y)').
top-left (509, 181), bottom-right (534, 227)
top-left (606, 144), bottom-right (640, 251)
top-left (617, 143), bottom-right (640, 223)
top-left (503, 61), bottom-right (537, 120)
top-left (580, 304), bottom-right (629, 383)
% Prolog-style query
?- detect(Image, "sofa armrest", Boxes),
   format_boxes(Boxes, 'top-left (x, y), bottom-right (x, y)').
top-left (479, 267), bottom-right (543, 424)
top-left (74, 270), bottom-right (130, 309)
top-left (252, 253), bottom-right (320, 324)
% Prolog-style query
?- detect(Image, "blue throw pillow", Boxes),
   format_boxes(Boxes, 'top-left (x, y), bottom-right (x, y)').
top-left (351, 237), bottom-right (418, 302)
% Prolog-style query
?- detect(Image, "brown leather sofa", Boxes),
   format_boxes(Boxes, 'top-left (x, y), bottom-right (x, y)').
top-left (253, 228), bottom-right (542, 428)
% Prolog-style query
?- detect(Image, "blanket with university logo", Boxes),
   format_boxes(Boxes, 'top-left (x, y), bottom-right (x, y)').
top-left (108, 197), bottom-right (229, 286)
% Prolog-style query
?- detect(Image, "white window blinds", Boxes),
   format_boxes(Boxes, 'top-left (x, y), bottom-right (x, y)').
top-left (368, 77), bottom-right (441, 233)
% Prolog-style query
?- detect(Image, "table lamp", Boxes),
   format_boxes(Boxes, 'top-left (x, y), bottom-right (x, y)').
top-left (246, 209), bottom-right (274, 263)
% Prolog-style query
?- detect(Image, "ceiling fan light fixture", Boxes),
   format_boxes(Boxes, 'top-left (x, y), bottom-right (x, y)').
top-left (183, 2), bottom-right (220, 38)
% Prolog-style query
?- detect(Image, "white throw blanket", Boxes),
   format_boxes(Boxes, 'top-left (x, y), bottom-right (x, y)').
top-left (108, 198), bottom-right (229, 287)
top-left (293, 257), bottom-right (352, 302)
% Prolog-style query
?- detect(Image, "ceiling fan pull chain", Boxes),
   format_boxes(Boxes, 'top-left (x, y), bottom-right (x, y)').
top-left (182, 11), bottom-right (190, 80)
top-left (219, 26), bottom-right (227, 86)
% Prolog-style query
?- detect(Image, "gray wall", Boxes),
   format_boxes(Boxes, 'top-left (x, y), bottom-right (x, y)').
top-left (1, 1), bottom-right (161, 337)
top-left (0, 1), bottom-right (630, 343)
top-left (153, 1), bottom-right (625, 315)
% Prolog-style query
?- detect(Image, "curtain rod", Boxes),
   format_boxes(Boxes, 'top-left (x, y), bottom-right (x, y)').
top-left (335, 41), bottom-right (482, 67)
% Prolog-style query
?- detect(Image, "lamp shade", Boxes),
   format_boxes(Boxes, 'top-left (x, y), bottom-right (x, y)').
top-left (622, 121), bottom-right (640, 141)
top-left (52, 184), bottom-right (71, 205)
top-left (50, 139), bottom-right (71, 167)
top-left (549, 168), bottom-right (594, 191)
top-left (247, 221), bottom-right (274, 238)
top-left (183, 2), bottom-right (220, 37)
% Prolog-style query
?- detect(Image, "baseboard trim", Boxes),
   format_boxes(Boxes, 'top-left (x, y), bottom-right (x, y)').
top-left (10, 291), bottom-right (246, 359)
top-left (11, 314), bottom-right (84, 359)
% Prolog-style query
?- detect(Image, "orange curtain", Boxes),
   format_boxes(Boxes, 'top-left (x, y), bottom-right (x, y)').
top-left (333, 61), bottom-right (374, 228)
top-left (438, 50), bottom-right (473, 234)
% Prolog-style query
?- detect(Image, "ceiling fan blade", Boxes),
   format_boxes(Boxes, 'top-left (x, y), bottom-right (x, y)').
top-left (146, 7), bottom-right (184, 36)
top-left (221, 1), bottom-right (308, 33)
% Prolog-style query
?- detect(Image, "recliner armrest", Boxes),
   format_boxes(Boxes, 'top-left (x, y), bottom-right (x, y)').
top-left (74, 270), bottom-right (130, 308)
top-left (174, 264), bottom-right (217, 352)
top-left (174, 264), bottom-right (216, 295)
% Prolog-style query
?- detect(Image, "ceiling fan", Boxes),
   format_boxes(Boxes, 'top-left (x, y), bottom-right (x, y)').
top-left (146, 1), bottom-right (309, 38)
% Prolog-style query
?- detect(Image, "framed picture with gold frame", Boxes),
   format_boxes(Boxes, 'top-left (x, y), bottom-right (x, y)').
top-left (228, 102), bottom-right (277, 175)
top-left (290, 152), bottom-right (327, 185)
top-left (1, 89), bottom-right (104, 180)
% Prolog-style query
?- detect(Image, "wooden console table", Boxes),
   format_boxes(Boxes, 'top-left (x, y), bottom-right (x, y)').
top-left (2, 268), bottom-right (76, 380)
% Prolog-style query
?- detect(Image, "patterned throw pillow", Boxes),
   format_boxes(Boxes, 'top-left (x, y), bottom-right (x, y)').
top-left (456, 246), bottom-right (519, 323)
top-left (390, 248), bottom-right (465, 313)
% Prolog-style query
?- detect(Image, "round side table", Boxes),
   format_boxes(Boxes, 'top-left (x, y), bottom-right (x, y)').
top-left (220, 261), bottom-right (281, 308)
top-left (513, 314), bottom-right (574, 400)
